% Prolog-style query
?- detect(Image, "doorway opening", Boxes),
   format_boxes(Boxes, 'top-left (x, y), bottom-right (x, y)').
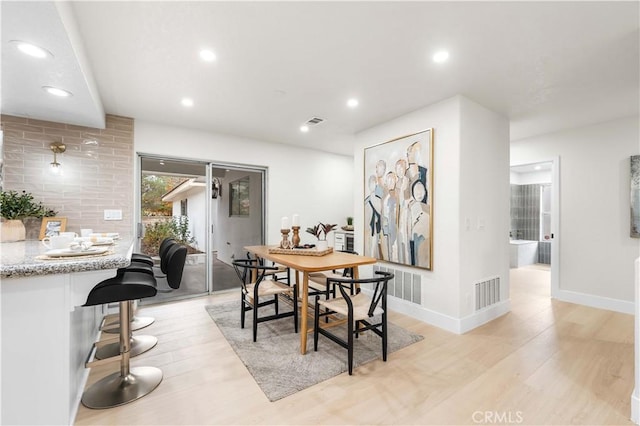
top-left (509, 158), bottom-right (560, 300)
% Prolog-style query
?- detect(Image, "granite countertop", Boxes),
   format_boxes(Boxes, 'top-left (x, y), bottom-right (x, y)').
top-left (0, 239), bottom-right (133, 278)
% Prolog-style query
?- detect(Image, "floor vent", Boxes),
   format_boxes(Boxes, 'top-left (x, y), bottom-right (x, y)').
top-left (475, 276), bottom-right (501, 311)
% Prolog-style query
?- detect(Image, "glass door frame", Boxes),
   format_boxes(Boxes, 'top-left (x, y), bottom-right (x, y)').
top-left (135, 153), bottom-right (212, 297)
top-left (135, 153), bottom-right (268, 297)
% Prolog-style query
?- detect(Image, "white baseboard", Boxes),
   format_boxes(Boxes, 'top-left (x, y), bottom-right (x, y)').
top-left (386, 296), bottom-right (461, 333)
top-left (458, 300), bottom-right (511, 334)
top-left (387, 296), bottom-right (511, 334)
top-left (631, 390), bottom-right (639, 425)
top-left (387, 288), bottom-right (631, 334)
top-left (555, 289), bottom-right (634, 315)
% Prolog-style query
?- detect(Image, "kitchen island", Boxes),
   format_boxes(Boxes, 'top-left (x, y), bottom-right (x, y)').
top-left (1, 239), bottom-right (133, 425)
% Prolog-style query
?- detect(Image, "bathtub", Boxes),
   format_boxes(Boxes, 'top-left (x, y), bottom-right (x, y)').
top-left (509, 240), bottom-right (538, 268)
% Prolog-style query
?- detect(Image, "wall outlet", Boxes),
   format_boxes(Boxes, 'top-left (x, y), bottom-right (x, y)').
top-left (104, 209), bottom-right (122, 221)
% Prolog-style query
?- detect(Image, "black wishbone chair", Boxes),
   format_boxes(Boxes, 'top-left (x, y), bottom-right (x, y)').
top-left (232, 258), bottom-right (298, 342)
top-left (313, 271), bottom-right (393, 375)
top-left (308, 250), bottom-right (359, 299)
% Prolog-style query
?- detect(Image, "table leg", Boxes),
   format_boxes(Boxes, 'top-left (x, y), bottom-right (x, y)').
top-left (299, 271), bottom-right (309, 354)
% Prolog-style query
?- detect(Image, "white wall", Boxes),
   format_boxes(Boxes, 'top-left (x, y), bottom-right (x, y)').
top-left (134, 120), bottom-right (354, 249)
top-left (510, 170), bottom-right (552, 184)
top-left (511, 116), bottom-right (640, 309)
top-left (458, 96), bottom-right (511, 319)
top-left (354, 95), bottom-right (510, 332)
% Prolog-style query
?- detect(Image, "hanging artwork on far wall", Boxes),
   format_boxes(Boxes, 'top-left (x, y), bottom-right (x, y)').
top-left (631, 155), bottom-right (640, 238)
top-left (363, 128), bottom-right (434, 270)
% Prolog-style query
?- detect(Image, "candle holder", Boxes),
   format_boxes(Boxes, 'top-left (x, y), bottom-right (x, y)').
top-left (280, 228), bottom-right (291, 249)
top-left (291, 226), bottom-right (300, 248)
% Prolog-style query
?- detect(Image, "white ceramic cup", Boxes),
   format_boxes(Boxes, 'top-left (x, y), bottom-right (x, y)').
top-left (42, 235), bottom-right (74, 250)
top-left (80, 228), bottom-right (93, 237)
top-left (59, 231), bottom-right (78, 239)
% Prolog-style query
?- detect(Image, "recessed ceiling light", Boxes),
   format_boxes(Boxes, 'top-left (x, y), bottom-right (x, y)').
top-left (199, 49), bottom-right (216, 62)
top-left (181, 97), bottom-right (194, 107)
top-left (432, 50), bottom-right (450, 63)
top-left (534, 165), bottom-right (542, 171)
top-left (347, 98), bottom-right (359, 108)
top-left (10, 40), bottom-right (52, 59)
top-left (42, 86), bottom-right (72, 97)
top-left (300, 125), bottom-right (309, 133)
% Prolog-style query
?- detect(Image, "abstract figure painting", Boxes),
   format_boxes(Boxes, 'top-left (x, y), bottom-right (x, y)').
top-left (364, 129), bottom-right (434, 270)
top-left (631, 155), bottom-right (640, 238)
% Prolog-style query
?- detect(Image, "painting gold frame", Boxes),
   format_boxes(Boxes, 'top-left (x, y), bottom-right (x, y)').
top-left (363, 128), bottom-right (434, 270)
top-left (39, 217), bottom-right (67, 240)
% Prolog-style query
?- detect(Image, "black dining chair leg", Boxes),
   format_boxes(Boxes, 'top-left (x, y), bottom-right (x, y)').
top-left (293, 284), bottom-right (299, 333)
top-left (347, 311), bottom-right (354, 376)
top-left (252, 297), bottom-right (259, 342)
top-left (313, 296), bottom-right (320, 351)
top-left (274, 294), bottom-right (279, 315)
top-left (382, 312), bottom-right (388, 361)
top-left (240, 294), bottom-right (246, 329)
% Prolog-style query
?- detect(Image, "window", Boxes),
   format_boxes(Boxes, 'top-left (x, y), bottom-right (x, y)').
top-left (180, 199), bottom-right (188, 216)
top-left (229, 176), bottom-right (250, 216)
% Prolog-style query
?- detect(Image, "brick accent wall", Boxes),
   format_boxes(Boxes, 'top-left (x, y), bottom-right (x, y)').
top-left (1, 114), bottom-right (134, 239)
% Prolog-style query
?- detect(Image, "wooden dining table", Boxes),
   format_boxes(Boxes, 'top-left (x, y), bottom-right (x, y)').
top-left (244, 245), bottom-right (377, 354)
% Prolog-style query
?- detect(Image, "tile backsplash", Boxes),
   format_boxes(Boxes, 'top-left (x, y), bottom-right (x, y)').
top-left (1, 114), bottom-right (134, 239)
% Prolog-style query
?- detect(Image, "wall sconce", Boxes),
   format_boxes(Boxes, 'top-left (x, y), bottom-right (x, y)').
top-left (50, 141), bottom-right (66, 173)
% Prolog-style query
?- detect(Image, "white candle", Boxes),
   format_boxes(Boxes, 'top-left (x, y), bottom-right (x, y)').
top-left (292, 214), bottom-right (300, 226)
top-left (281, 216), bottom-right (290, 230)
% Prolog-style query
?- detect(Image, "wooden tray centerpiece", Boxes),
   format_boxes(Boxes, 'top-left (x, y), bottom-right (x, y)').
top-left (268, 246), bottom-right (333, 256)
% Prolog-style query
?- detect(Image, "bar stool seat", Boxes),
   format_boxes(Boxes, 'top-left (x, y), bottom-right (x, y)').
top-left (103, 240), bottom-right (177, 334)
top-left (81, 272), bottom-right (162, 409)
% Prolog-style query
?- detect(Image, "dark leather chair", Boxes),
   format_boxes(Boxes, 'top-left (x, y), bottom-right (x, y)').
top-left (313, 271), bottom-right (393, 375)
top-left (156, 244), bottom-right (187, 292)
top-left (128, 237), bottom-right (176, 267)
top-left (233, 258), bottom-right (298, 342)
top-left (97, 245), bottom-right (187, 359)
top-left (103, 239), bottom-right (178, 334)
top-left (81, 271), bottom-right (162, 409)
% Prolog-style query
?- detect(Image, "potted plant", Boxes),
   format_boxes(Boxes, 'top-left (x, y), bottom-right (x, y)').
top-left (343, 216), bottom-right (354, 231)
top-left (305, 222), bottom-right (337, 251)
top-left (0, 190), bottom-right (56, 242)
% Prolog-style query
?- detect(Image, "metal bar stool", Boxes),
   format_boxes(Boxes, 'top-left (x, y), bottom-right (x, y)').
top-left (102, 238), bottom-right (177, 334)
top-left (81, 271), bottom-right (162, 409)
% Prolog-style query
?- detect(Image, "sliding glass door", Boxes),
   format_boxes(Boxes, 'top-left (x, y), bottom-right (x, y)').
top-left (210, 165), bottom-right (265, 292)
top-left (136, 155), bottom-right (266, 302)
top-left (137, 155), bottom-right (210, 303)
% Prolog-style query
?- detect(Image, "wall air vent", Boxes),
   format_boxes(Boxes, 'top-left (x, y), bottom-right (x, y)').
top-left (306, 117), bottom-right (325, 126)
top-left (475, 276), bottom-right (501, 311)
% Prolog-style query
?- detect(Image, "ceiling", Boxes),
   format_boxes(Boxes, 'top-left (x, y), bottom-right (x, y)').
top-left (2, 1), bottom-right (638, 156)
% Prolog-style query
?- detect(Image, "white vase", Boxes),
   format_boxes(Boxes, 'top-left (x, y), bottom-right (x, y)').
top-left (316, 240), bottom-right (328, 251)
top-left (1, 219), bottom-right (26, 242)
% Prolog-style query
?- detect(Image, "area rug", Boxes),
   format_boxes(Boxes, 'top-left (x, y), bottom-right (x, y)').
top-left (205, 301), bottom-right (423, 401)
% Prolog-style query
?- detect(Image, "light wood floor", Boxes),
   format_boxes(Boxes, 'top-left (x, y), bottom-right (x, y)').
top-left (75, 265), bottom-right (634, 425)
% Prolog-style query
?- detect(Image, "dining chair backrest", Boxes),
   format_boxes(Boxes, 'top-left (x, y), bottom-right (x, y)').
top-left (337, 250), bottom-right (358, 278)
top-left (232, 258), bottom-right (279, 291)
top-left (327, 271), bottom-right (393, 317)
